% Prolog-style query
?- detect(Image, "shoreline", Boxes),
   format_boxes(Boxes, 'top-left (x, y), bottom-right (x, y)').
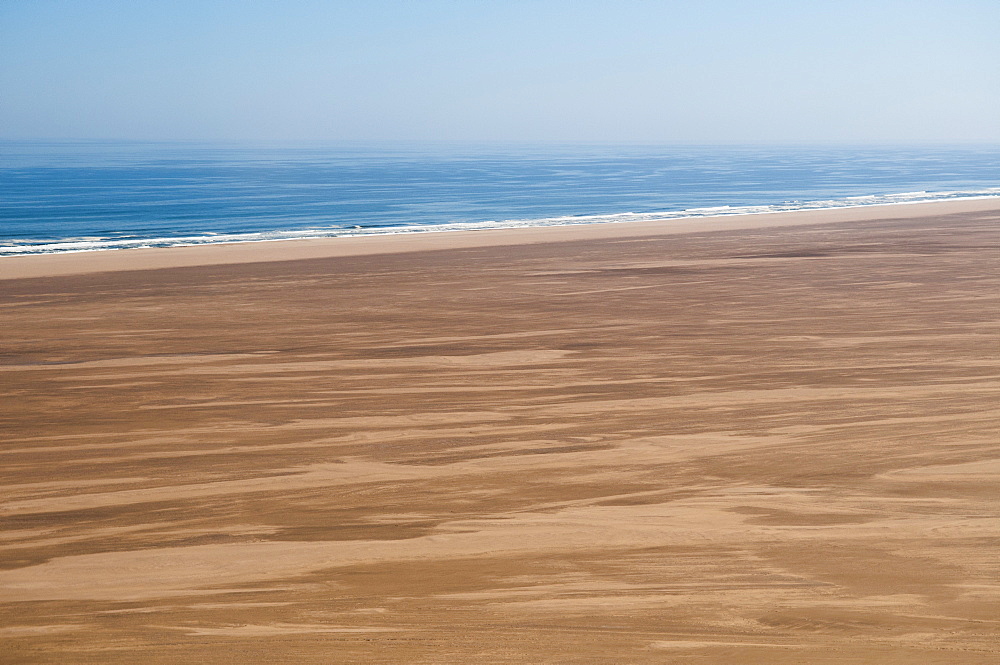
top-left (3, 197), bottom-right (999, 280)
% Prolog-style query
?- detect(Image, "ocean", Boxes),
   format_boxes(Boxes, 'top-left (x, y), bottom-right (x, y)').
top-left (1, 141), bottom-right (998, 256)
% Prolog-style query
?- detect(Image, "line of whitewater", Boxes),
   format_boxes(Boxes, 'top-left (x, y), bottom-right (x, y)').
top-left (3, 188), bottom-right (998, 256)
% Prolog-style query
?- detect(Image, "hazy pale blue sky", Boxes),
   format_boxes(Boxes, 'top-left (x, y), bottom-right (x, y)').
top-left (2, 0), bottom-right (998, 142)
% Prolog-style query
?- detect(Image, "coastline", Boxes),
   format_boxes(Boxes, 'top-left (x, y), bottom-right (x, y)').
top-left (3, 197), bottom-right (999, 280)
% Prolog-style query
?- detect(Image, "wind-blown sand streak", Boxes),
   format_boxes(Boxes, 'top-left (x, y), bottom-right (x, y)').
top-left (1, 200), bottom-right (999, 663)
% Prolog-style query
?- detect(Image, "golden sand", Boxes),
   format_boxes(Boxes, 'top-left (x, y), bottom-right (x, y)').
top-left (1, 201), bottom-right (998, 663)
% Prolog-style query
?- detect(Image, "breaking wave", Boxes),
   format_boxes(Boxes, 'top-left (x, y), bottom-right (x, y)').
top-left (2, 187), bottom-right (998, 256)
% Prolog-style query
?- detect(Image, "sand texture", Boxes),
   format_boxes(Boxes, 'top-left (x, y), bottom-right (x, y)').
top-left (1, 203), bottom-right (999, 663)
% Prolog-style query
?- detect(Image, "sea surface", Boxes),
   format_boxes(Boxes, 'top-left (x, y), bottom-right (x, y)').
top-left (1, 141), bottom-right (998, 256)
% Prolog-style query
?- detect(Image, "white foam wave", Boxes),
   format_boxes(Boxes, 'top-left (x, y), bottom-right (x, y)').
top-left (3, 188), bottom-right (998, 257)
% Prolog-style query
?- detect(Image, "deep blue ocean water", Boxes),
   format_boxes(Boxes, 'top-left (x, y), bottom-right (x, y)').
top-left (1, 141), bottom-right (997, 256)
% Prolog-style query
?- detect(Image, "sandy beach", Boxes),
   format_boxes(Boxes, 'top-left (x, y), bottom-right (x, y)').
top-left (2, 199), bottom-right (999, 663)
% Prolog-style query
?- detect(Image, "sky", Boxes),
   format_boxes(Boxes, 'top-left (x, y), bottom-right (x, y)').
top-left (2, 0), bottom-right (998, 143)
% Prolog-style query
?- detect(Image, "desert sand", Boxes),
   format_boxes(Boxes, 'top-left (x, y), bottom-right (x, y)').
top-left (1, 200), bottom-right (999, 663)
